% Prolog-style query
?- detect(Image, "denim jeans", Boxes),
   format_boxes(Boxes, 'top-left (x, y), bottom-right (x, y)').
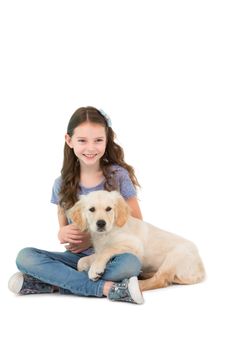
top-left (15, 247), bottom-right (142, 297)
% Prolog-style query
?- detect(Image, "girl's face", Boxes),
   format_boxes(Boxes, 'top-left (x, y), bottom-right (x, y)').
top-left (65, 122), bottom-right (107, 167)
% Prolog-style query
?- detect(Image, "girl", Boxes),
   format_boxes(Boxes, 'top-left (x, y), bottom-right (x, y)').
top-left (8, 106), bottom-right (144, 304)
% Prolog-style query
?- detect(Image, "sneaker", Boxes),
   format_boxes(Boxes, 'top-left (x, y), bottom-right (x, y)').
top-left (108, 276), bottom-right (144, 304)
top-left (8, 272), bottom-right (56, 295)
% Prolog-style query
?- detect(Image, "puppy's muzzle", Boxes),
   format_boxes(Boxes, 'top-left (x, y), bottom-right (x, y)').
top-left (96, 219), bottom-right (106, 231)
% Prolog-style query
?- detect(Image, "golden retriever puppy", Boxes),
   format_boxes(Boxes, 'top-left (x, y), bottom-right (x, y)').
top-left (68, 190), bottom-right (205, 291)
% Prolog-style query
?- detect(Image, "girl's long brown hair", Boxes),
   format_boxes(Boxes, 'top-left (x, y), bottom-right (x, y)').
top-left (59, 106), bottom-right (140, 210)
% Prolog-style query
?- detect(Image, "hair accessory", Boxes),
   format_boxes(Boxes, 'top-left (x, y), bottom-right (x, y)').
top-left (99, 109), bottom-right (112, 127)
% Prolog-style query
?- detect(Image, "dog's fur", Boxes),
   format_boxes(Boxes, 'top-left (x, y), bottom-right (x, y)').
top-left (68, 190), bottom-right (205, 291)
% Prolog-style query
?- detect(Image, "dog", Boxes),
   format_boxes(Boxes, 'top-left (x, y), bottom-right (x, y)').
top-left (68, 190), bottom-right (205, 291)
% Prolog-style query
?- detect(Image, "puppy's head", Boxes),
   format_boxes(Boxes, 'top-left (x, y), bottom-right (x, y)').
top-left (67, 190), bottom-right (130, 234)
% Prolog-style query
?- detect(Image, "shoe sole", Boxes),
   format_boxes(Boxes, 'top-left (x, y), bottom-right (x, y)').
top-left (128, 276), bottom-right (144, 304)
top-left (8, 272), bottom-right (24, 294)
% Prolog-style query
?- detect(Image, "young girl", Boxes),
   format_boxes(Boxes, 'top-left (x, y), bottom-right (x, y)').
top-left (8, 106), bottom-right (144, 304)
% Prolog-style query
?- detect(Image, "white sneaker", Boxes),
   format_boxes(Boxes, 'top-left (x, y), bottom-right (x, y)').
top-left (108, 276), bottom-right (144, 304)
top-left (8, 272), bottom-right (55, 295)
top-left (8, 272), bottom-right (24, 294)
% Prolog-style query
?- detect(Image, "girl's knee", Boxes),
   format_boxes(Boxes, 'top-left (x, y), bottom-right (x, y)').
top-left (120, 253), bottom-right (142, 275)
top-left (16, 247), bottom-right (37, 270)
top-left (103, 253), bottom-right (142, 282)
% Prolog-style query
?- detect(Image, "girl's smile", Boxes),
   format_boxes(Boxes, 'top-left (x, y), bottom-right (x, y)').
top-left (83, 154), bottom-right (97, 158)
top-left (82, 153), bottom-right (98, 162)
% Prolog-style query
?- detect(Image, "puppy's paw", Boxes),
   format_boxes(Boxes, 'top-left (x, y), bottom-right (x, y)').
top-left (77, 257), bottom-right (91, 271)
top-left (88, 261), bottom-right (106, 281)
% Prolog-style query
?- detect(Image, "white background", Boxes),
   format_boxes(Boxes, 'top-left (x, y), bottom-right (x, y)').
top-left (0, 0), bottom-right (232, 349)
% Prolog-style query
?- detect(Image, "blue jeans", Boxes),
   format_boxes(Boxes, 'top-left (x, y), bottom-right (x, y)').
top-left (15, 247), bottom-right (142, 297)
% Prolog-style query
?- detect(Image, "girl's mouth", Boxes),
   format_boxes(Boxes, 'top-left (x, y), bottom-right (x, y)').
top-left (83, 154), bottom-right (97, 159)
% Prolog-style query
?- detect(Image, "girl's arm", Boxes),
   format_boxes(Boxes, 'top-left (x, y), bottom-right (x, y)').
top-left (126, 197), bottom-right (143, 220)
top-left (57, 205), bottom-right (68, 228)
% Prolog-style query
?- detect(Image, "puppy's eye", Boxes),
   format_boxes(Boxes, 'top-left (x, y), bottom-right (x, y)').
top-left (89, 207), bottom-right (95, 212)
top-left (106, 206), bottom-right (112, 212)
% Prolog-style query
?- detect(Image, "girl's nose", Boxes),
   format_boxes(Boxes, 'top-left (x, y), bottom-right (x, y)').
top-left (86, 143), bottom-right (95, 151)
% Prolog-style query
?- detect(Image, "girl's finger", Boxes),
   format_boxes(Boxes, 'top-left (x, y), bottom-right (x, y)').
top-left (67, 238), bottom-right (82, 244)
top-left (66, 232), bottom-right (82, 238)
top-left (71, 248), bottom-right (83, 253)
top-left (72, 249), bottom-right (85, 253)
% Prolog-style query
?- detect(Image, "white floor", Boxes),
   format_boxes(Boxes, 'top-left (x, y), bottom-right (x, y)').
top-left (1, 257), bottom-right (232, 350)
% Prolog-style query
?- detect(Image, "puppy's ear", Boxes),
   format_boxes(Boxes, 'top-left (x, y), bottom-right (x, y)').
top-left (67, 199), bottom-right (87, 232)
top-left (115, 194), bottom-right (130, 227)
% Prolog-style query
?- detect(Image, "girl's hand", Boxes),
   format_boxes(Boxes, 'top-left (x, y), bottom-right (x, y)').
top-left (65, 240), bottom-right (92, 253)
top-left (58, 224), bottom-right (83, 244)
top-left (58, 224), bottom-right (92, 252)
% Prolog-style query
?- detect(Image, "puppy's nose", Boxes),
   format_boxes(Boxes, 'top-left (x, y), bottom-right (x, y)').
top-left (96, 220), bottom-right (106, 229)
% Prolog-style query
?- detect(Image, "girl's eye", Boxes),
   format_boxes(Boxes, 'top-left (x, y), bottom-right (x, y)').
top-left (89, 207), bottom-right (95, 212)
top-left (106, 207), bottom-right (112, 212)
top-left (78, 140), bottom-right (86, 143)
top-left (95, 139), bottom-right (104, 143)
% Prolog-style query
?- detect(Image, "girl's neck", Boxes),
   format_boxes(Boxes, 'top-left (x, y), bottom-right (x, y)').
top-left (79, 162), bottom-right (104, 188)
top-left (79, 162), bottom-right (101, 174)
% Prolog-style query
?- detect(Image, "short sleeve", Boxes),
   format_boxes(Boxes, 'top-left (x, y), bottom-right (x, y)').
top-left (115, 167), bottom-right (137, 199)
top-left (50, 177), bottom-right (62, 205)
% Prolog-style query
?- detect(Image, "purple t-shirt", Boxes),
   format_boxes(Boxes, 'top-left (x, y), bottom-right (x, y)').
top-left (51, 164), bottom-right (137, 255)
